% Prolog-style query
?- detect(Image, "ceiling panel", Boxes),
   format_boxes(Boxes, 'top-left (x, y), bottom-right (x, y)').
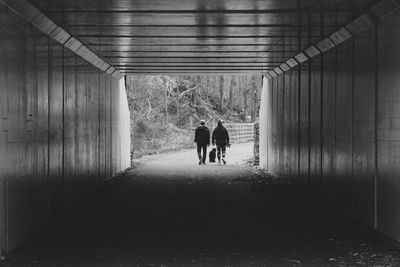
top-left (28, 0), bottom-right (380, 73)
top-left (29, 0), bottom-right (374, 12)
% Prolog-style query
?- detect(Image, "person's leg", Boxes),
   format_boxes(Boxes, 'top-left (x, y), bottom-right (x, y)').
top-left (202, 144), bottom-right (207, 164)
top-left (216, 146), bottom-right (221, 162)
top-left (222, 145), bottom-right (227, 164)
top-left (197, 144), bottom-right (202, 164)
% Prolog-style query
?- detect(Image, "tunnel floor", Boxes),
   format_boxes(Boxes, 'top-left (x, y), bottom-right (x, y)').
top-left (5, 143), bottom-right (400, 266)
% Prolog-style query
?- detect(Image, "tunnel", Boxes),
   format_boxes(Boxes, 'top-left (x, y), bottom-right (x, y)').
top-left (2, 0), bottom-right (400, 265)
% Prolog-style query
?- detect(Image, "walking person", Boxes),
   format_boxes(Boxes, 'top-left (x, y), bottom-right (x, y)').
top-left (194, 120), bottom-right (210, 165)
top-left (212, 120), bottom-right (230, 164)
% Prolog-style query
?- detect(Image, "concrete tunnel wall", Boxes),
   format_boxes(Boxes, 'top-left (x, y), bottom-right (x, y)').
top-left (0, 7), bottom-right (130, 253)
top-left (259, 10), bottom-right (400, 243)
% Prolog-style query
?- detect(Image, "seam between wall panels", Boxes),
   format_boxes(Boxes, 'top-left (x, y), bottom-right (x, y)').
top-left (282, 73), bottom-right (285, 177)
top-left (374, 25), bottom-right (379, 230)
top-left (47, 37), bottom-right (51, 224)
top-left (85, 67), bottom-right (88, 179)
top-left (98, 72), bottom-right (101, 183)
top-left (331, 10), bottom-right (336, 202)
top-left (104, 77), bottom-right (107, 179)
top-left (298, 66), bottom-right (301, 179)
top-left (334, 45), bottom-right (337, 201)
top-left (268, 78), bottom-right (271, 170)
top-left (266, 77), bottom-right (268, 170)
top-left (351, 38), bottom-right (356, 214)
top-left (320, 12), bottom-right (324, 185)
top-left (320, 53), bottom-right (323, 185)
top-left (274, 78), bottom-right (277, 173)
top-left (307, 14), bottom-right (312, 190)
top-left (61, 47), bottom-right (65, 212)
top-left (270, 78), bottom-right (274, 172)
top-left (110, 79), bottom-right (113, 178)
top-left (2, 37), bottom-right (9, 255)
top-left (5, 142), bottom-right (8, 254)
top-left (297, 13), bottom-right (301, 180)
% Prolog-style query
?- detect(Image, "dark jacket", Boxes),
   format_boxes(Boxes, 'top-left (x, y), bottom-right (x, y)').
top-left (212, 126), bottom-right (229, 146)
top-left (194, 125), bottom-right (210, 145)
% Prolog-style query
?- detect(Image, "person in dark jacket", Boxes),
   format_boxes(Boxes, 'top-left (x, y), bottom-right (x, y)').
top-left (212, 120), bottom-right (230, 164)
top-left (194, 120), bottom-right (210, 165)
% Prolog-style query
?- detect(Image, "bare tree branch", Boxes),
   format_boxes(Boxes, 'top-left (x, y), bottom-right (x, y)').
top-left (178, 86), bottom-right (198, 99)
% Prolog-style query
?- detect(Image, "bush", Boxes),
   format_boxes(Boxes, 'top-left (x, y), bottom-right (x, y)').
top-left (135, 119), bottom-right (152, 137)
top-left (131, 122), bottom-right (194, 159)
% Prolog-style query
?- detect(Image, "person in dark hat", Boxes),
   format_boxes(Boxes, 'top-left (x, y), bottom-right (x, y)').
top-left (212, 120), bottom-right (230, 164)
top-left (194, 120), bottom-right (210, 165)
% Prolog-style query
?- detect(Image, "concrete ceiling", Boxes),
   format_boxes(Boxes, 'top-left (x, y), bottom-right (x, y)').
top-left (28, 0), bottom-right (379, 74)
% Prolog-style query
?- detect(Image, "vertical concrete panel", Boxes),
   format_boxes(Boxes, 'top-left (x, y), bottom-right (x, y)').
top-left (48, 40), bottom-right (64, 221)
top-left (105, 75), bottom-right (112, 178)
top-left (76, 58), bottom-right (87, 192)
top-left (335, 39), bottom-right (354, 209)
top-left (111, 79), bottom-right (120, 175)
top-left (86, 67), bottom-right (97, 181)
top-left (63, 50), bottom-right (77, 207)
top-left (266, 79), bottom-right (273, 171)
top-left (93, 70), bottom-right (101, 179)
top-left (283, 72), bottom-right (291, 176)
top-left (270, 78), bottom-right (277, 172)
top-left (3, 11), bottom-right (25, 251)
top-left (5, 23), bottom-right (26, 250)
top-left (85, 68), bottom-right (92, 181)
top-left (118, 77), bottom-right (131, 170)
top-left (271, 77), bottom-right (278, 175)
top-left (377, 12), bottom-right (400, 241)
top-left (309, 56), bottom-right (322, 187)
top-left (277, 75), bottom-right (285, 176)
top-left (353, 28), bottom-right (376, 227)
top-left (91, 69), bottom-right (102, 181)
top-left (0, 131), bottom-right (6, 253)
top-left (33, 33), bottom-right (49, 230)
top-left (6, 20), bottom-right (49, 249)
top-left (259, 76), bottom-right (268, 169)
top-left (322, 49), bottom-right (337, 194)
top-left (290, 68), bottom-right (299, 178)
top-left (299, 62), bottom-right (310, 188)
top-left (0, 8), bottom-right (9, 252)
top-left (99, 73), bottom-right (107, 180)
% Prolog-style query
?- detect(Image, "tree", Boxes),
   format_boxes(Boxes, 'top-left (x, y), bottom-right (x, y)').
top-left (229, 76), bottom-right (235, 110)
top-left (219, 75), bottom-right (224, 111)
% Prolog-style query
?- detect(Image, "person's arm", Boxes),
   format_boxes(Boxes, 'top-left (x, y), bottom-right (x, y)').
top-left (194, 128), bottom-right (198, 143)
top-left (207, 128), bottom-right (210, 145)
top-left (225, 129), bottom-right (230, 145)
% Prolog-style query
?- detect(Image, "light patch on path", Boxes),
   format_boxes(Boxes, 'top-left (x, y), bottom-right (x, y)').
top-left (132, 142), bottom-right (255, 178)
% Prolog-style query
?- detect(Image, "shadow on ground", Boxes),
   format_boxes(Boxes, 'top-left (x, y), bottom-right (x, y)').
top-left (4, 143), bottom-right (400, 266)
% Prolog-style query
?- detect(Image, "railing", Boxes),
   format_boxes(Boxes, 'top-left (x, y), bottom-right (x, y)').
top-left (223, 123), bottom-right (254, 143)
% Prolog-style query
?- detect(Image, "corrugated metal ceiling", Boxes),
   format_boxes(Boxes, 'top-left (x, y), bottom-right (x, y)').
top-left (28, 0), bottom-right (379, 74)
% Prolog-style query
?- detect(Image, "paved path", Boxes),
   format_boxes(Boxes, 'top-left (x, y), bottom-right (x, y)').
top-left (134, 142), bottom-right (254, 178)
top-left (6, 142), bottom-right (400, 266)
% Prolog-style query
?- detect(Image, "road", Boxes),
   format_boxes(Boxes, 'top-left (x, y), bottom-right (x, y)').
top-left (5, 142), bottom-right (400, 266)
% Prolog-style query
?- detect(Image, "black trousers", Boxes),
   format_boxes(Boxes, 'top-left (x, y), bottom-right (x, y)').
top-left (197, 144), bottom-right (207, 163)
top-left (216, 145), bottom-right (226, 160)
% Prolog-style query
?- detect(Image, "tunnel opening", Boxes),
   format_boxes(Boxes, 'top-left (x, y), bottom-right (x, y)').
top-left (125, 74), bottom-right (261, 161)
